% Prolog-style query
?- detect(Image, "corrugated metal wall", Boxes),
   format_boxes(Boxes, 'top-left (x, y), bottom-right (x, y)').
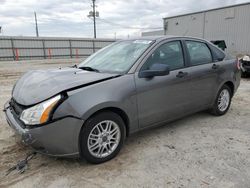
top-left (165, 13), bottom-right (205, 38)
top-left (142, 3), bottom-right (250, 55)
top-left (163, 3), bottom-right (250, 55)
top-left (0, 36), bottom-right (115, 61)
top-left (204, 4), bottom-right (250, 55)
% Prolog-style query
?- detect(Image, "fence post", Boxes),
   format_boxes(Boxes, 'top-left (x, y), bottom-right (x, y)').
top-left (48, 48), bottom-right (52, 59)
top-left (42, 39), bottom-right (46, 59)
top-left (10, 38), bottom-right (16, 61)
top-left (92, 39), bottom-right (95, 53)
top-left (69, 39), bottom-right (73, 58)
top-left (15, 48), bottom-right (19, 61)
top-left (76, 49), bottom-right (79, 59)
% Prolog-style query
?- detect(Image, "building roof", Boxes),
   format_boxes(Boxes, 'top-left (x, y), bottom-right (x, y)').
top-left (163, 2), bottom-right (250, 20)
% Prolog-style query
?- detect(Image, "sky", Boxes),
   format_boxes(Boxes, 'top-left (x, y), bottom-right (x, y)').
top-left (0, 0), bottom-right (249, 39)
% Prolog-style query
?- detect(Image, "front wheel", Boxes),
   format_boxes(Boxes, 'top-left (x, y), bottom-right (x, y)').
top-left (210, 85), bottom-right (232, 116)
top-left (79, 111), bottom-right (126, 164)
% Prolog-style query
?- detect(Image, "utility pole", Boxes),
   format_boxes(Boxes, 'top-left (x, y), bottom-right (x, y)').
top-left (163, 19), bottom-right (167, 36)
top-left (93, 0), bottom-right (96, 39)
top-left (34, 12), bottom-right (39, 37)
top-left (88, 0), bottom-right (99, 38)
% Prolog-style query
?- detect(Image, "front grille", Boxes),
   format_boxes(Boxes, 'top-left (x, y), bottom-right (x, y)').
top-left (9, 98), bottom-right (26, 116)
top-left (8, 98), bottom-right (27, 128)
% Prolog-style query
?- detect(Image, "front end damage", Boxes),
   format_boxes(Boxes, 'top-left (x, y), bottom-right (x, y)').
top-left (3, 67), bottom-right (121, 158)
top-left (4, 100), bottom-right (84, 157)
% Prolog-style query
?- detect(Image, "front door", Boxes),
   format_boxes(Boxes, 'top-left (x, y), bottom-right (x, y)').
top-left (135, 40), bottom-right (192, 128)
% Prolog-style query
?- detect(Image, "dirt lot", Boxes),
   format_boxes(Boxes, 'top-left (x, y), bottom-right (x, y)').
top-left (0, 59), bottom-right (250, 188)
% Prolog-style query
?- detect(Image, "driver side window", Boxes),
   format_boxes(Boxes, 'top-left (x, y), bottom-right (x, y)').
top-left (141, 41), bottom-right (184, 71)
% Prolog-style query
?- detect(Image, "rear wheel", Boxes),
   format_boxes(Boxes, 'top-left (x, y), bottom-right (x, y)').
top-left (80, 111), bottom-right (126, 164)
top-left (210, 85), bottom-right (232, 116)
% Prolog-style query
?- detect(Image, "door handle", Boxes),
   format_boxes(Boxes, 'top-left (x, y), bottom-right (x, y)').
top-left (176, 71), bottom-right (188, 78)
top-left (212, 64), bottom-right (219, 69)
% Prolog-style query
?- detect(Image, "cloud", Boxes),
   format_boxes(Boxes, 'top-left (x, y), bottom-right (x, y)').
top-left (0, 0), bottom-right (249, 38)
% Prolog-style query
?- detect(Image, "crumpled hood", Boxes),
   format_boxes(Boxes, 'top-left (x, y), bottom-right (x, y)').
top-left (12, 67), bottom-right (119, 106)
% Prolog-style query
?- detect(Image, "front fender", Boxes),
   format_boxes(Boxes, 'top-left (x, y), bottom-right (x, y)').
top-left (53, 74), bottom-right (139, 134)
top-left (78, 101), bottom-right (130, 120)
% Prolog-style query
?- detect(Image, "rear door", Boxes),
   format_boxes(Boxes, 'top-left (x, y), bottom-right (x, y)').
top-left (184, 40), bottom-right (220, 109)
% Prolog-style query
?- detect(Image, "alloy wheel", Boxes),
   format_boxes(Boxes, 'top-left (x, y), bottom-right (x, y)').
top-left (87, 120), bottom-right (121, 158)
top-left (218, 89), bottom-right (230, 112)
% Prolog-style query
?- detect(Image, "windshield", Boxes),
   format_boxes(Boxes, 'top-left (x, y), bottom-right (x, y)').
top-left (78, 40), bottom-right (153, 73)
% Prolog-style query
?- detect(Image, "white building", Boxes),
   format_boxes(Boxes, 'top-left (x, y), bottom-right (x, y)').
top-left (142, 2), bottom-right (250, 55)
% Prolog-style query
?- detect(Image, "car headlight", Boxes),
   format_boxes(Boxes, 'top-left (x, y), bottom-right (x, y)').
top-left (20, 95), bottom-right (61, 125)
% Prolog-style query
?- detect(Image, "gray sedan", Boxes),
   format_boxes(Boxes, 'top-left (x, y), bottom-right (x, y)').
top-left (4, 36), bottom-right (241, 163)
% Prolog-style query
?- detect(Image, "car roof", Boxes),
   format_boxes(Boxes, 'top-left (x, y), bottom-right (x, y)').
top-left (121, 35), bottom-right (209, 43)
top-left (120, 35), bottom-right (172, 42)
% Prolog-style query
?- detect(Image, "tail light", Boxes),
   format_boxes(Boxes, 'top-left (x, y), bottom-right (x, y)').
top-left (236, 58), bottom-right (241, 70)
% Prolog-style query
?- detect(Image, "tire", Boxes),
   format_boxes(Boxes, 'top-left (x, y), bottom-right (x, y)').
top-left (210, 85), bottom-right (232, 116)
top-left (79, 111), bottom-right (126, 164)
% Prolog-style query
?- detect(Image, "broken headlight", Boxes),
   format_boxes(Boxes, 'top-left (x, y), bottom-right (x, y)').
top-left (20, 95), bottom-right (61, 125)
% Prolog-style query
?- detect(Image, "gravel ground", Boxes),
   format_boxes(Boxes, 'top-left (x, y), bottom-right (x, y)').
top-left (0, 59), bottom-right (250, 188)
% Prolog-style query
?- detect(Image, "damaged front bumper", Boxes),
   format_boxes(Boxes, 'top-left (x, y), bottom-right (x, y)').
top-left (4, 101), bottom-right (84, 158)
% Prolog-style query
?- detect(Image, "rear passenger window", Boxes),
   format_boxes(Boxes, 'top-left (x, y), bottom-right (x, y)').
top-left (186, 41), bottom-right (212, 65)
top-left (209, 44), bottom-right (225, 61)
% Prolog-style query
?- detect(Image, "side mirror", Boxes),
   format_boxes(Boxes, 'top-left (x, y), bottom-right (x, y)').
top-left (139, 64), bottom-right (170, 78)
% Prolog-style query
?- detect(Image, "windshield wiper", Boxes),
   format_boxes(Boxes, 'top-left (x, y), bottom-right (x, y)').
top-left (78, 66), bottom-right (100, 72)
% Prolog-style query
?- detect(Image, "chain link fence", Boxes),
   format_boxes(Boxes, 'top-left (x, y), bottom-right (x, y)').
top-left (0, 36), bottom-right (115, 61)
